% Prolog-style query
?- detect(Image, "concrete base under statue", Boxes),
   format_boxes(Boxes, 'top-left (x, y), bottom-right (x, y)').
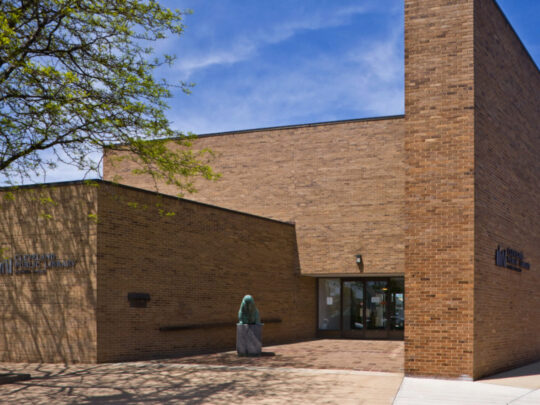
top-left (236, 324), bottom-right (262, 356)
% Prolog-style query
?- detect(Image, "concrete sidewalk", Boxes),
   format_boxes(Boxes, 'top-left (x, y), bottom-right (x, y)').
top-left (394, 361), bottom-right (540, 405)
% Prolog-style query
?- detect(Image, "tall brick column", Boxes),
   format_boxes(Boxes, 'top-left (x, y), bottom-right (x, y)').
top-left (404, 0), bottom-right (476, 378)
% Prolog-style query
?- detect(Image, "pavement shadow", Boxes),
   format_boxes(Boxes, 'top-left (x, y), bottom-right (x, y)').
top-left (0, 361), bottom-right (368, 404)
top-left (481, 360), bottom-right (540, 381)
top-left (162, 350), bottom-right (315, 369)
top-left (0, 363), bottom-right (236, 404)
top-left (163, 339), bottom-right (404, 373)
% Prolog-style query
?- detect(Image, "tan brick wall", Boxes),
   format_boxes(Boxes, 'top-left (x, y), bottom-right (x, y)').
top-left (100, 0), bottom-right (539, 380)
top-left (473, 0), bottom-right (540, 379)
top-left (95, 183), bottom-right (315, 362)
top-left (0, 184), bottom-right (98, 363)
top-left (104, 117), bottom-right (406, 277)
top-left (404, 0), bottom-right (476, 378)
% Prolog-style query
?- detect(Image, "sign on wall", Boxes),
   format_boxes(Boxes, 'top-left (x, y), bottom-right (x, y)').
top-left (0, 254), bottom-right (76, 276)
top-left (495, 246), bottom-right (530, 272)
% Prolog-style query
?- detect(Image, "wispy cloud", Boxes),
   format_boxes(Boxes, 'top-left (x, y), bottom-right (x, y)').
top-left (166, 21), bottom-right (404, 134)
top-left (13, 1), bottom-right (406, 183)
top-left (174, 4), bottom-right (372, 77)
top-left (261, 5), bottom-right (370, 44)
top-left (174, 42), bottom-right (255, 74)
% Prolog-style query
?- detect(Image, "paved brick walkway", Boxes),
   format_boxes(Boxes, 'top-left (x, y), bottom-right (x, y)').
top-left (2, 341), bottom-right (539, 404)
top-left (0, 362), bottom-right (403, 404)
top-left (0, 339), bottom-right (404, 404)
top-left (164, 339), bottom-right (404, 373)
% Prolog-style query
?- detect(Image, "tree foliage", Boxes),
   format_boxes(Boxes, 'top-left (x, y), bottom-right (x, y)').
top-left (0, 0), bottom-right (219, 194)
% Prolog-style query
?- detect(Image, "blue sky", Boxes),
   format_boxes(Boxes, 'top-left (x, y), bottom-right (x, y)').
top-left (27, 0), bottom-right (540, 182)
top-left (159, 0), bottom-right (539, 135)
top-left (160, 0), bottom-right (405, 134)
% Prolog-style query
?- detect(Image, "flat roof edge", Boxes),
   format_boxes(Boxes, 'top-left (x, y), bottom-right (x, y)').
top-left (491, 0), bottom-right (540, 73)
top-left (0, 179), bottom-right (295, 227)
top-left (195, 114), bottom-right (405, 139)
top-left (303, 273), bottom-right (405, 278)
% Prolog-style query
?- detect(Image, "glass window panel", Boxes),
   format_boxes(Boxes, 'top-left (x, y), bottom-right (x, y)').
top-left (366, 280), bottom-right (388, 329)
top-left (318, 279), bottom-right (341, 330)
top-left (389, 278), bottom-right (404, 330)
top-left (343, 281), bottom-right (364, 330)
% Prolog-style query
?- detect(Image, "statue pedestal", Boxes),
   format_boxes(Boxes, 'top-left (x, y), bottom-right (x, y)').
top-left (236, 324), bottom-right (262, 356)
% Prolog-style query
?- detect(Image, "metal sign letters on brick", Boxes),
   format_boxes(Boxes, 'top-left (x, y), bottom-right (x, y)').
top-left (495, 246), bottom-right (530, 272)
top-left (0, 254), bottom-right (76, 275)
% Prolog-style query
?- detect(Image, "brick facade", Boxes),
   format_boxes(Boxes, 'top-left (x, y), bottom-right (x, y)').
top-left (103, 0), bottom-right (539, 379)
top-left (105, 116), bottom-right (407, 278)
top-left (473, 0), bottom-right (540, 379)
top-left (0, 182), bottom-right (316, 363)
top-left (2, 0), bottom-right (537, 379)
top-left (403, 0), bottom-right (476, 379)
top-left (0, 184), bottom-right (98, 363)
top-left (95, 182), bottom-right (315, 362)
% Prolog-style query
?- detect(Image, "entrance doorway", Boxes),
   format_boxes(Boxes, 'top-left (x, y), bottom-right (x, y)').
top-left (317, 277), bottom-right (404, 340)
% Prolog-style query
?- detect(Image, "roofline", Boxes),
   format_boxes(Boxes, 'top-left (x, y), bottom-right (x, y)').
top-left (492, 0), bottom-right (539, 73)
top-left (195, 114), bottom-right (405, 139)
top-left (103, 114), bottom-right (405, 149)
top-left (0, 179), bottom-right (295, 227)
top-left (0, 179), bottom-right (94, 191)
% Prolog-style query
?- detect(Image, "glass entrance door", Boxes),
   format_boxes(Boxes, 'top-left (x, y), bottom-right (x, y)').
top-left (317, 277), bottom-right (404, 340)
top-left (343, 281), bottom-right (364, 337)
top-left (388, 278), bottom-right (404, 331)
top-left (365, 280), bottom-right (388, 338)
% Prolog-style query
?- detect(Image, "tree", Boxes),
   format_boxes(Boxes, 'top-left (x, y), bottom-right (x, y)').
top-left (0, 0), bottom-right (219, 194)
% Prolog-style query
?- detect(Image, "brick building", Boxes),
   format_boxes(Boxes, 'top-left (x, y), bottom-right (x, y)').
top-left (0, 0), bottom-right (538, 380)
top-left (104, 0), bottom-right (539, 379)
top-left (0, 181), bottom-right (314, 363)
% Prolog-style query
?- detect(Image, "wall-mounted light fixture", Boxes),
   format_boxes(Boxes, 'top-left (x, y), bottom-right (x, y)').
top-left (355, 254), bottom-right (363, 269)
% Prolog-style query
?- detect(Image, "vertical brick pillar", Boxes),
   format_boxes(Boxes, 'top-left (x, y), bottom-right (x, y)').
top-left (404, 0), bottom-right (476, 378)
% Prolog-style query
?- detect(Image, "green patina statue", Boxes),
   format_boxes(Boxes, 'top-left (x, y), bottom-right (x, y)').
top-left (238, 295), bottom-right (261, 325)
